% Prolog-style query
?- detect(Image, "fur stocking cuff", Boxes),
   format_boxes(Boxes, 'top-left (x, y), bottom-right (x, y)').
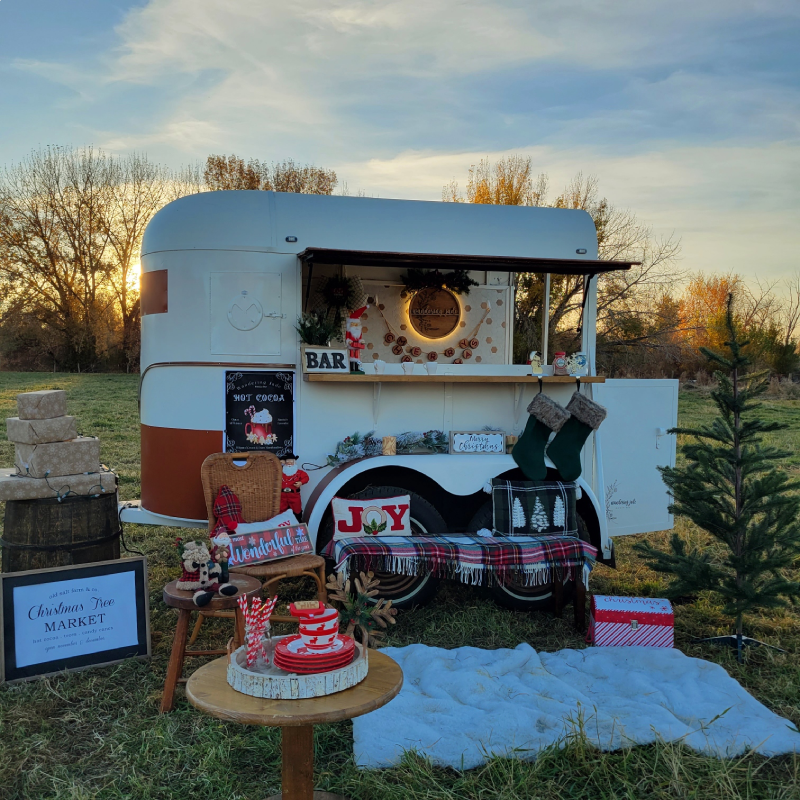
top-left (527, 393), bottom-right (570, 432)
top-left (565, 392), bottom-right (607, 430)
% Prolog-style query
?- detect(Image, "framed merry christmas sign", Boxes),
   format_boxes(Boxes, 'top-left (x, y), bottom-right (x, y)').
top-left (224, 370), bottom-right (295, 456)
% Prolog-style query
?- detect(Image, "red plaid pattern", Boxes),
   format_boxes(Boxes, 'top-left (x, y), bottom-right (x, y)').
top-left (323, 534), bottom-right (597, 588)
top-left (213, 484), bottom-right (245, 537)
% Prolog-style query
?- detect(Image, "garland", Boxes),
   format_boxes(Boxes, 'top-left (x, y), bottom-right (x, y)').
top-left (401, 269), bottom-right (478, 297)
top-left (374, 303), bottom-right (491, 363)
top-left (326, 429), bottom-right (448, 467)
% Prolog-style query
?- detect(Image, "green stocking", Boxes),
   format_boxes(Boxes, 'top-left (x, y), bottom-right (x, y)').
top-left (546, 392), bottom-right (607, 481)
top-left (513, 394), bottom-right (570, 480)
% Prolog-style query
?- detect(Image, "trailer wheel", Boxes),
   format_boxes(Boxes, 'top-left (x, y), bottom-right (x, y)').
top-left (466, 500), bottom-right (591, 612)
top-left (321, 485), bottom-right (443, 610)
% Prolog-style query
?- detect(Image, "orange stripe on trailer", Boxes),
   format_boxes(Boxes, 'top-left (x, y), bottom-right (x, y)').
top-left (141, 424), bottom-right (222, 520)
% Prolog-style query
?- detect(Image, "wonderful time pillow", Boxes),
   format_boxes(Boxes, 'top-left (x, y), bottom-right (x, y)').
top-left (332, 495), bottom-right (411, 540)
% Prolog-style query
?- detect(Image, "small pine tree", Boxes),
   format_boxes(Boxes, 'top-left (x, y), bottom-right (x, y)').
top-left (512, 497), bottom-right (526, 530)
top-left (553, 496), bottom-right (566, 529)
top-left (635, 295), bottom-right (800, 661)
top-left (530, 496), bottom-right (549, 533)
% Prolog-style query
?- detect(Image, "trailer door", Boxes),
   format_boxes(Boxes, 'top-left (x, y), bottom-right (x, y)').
top-left (592, 379), bottom-right (678, 536)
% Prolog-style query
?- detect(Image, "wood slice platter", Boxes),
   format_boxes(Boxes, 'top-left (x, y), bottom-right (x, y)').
top-left (226, 635), bottom-right (368, 699)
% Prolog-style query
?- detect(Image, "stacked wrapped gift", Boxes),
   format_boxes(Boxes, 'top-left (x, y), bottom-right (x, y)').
top-left (0, 390), bottom-right (116, 501)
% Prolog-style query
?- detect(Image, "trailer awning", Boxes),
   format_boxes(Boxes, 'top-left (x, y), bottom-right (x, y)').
top-left (298, 248), bottom-right (638, 275)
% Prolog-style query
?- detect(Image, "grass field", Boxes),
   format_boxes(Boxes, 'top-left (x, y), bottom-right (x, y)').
top-left (0, 373), bottom-right (798, 799)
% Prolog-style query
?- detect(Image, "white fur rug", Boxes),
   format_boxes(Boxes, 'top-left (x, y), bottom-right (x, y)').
top-left (353, 644), bottom-right (799, 769)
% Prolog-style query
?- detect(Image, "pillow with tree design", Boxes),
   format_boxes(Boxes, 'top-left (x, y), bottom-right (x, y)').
top-left (491, 479), bottom-right (578, 537)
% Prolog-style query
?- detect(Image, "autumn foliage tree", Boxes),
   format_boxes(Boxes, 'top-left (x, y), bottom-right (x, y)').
top-left (204, 155), bottom-right (337, 195)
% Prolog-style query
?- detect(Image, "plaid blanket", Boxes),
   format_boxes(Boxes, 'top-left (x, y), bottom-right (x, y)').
top-left (323, 534), bottom-right (597, 588)
top-left (212, 484), bottom-right (245, 537)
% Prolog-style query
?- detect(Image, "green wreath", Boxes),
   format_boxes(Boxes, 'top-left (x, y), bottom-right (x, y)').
top-left (401, 268), bottom-right (478, 297)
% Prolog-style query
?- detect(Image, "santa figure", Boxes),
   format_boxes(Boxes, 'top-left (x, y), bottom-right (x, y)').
top-left (345, 305), bottom-right (368, 374)
top-left (280, 453), bottom-right (309, 520)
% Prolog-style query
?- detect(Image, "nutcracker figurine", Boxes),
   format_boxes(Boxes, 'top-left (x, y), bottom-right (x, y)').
top-left (345, 305), bottom-right (368, 374)
top-left (280, 453), bottom-right (309, 520)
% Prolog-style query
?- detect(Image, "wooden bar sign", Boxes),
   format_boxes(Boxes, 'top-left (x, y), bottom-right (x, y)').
top-left (301, 346), bottom-right (349, 374)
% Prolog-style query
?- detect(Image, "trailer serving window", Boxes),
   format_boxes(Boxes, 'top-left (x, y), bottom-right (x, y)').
top-left (299, 248), bottom-right (637, 370)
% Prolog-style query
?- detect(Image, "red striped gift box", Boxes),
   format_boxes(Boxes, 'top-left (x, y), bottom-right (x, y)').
top-left (588, 595), bottom-right (674, 648)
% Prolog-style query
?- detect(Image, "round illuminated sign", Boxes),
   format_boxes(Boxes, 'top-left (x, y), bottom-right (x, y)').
top-left (408, 287), bottom-right (461, 339)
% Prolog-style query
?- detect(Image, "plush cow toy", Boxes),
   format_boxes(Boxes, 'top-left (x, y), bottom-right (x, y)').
top-left (176, 539), bottom-right (238, 607)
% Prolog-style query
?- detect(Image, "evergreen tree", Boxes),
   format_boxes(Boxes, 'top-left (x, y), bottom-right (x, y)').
top-left (512, 497), bottom-right (527, 530)
top-left (553, 496), bottom-right (566, 529)
top-left (635, 295), bottom-right (800, 661)
top-left (530, 497), bottom-right (549, 533)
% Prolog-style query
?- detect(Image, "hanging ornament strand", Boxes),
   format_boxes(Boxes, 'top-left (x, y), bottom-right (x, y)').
top-left (375, 302), bottom-right (490, 359)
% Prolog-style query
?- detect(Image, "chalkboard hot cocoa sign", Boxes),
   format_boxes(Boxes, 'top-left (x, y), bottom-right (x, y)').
top-left (225, 371), bottom-right (295, 456)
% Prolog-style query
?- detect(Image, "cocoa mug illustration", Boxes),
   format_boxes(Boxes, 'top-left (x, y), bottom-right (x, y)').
top-left (244, 406), bottom-right (273, 443)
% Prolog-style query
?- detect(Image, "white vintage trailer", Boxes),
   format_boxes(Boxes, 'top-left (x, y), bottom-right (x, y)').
top-left (123, 190), bottom-right (678, 608)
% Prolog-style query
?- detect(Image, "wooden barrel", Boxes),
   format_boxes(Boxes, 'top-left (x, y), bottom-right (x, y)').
top-left (1, 492), bottom-right (121, 573)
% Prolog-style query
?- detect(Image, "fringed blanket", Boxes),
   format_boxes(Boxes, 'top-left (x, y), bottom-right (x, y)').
top-left (323, 534), bottom-right (597, 588)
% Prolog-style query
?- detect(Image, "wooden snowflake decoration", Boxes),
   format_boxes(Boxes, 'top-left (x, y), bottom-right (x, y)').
top-left (326, 571), bottom-right (397, 648)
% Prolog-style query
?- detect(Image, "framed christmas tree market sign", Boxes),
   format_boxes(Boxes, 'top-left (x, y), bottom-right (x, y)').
top-left (0, 557), bottom-right (150, 683)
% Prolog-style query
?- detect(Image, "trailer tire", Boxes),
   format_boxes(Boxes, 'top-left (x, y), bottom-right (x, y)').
top-left (320, 485), bottom-right (443, 610)
top-left (466, 500), bottom-right (591, 612)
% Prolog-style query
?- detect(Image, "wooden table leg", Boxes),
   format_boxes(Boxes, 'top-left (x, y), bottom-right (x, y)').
top-left (574, 579), bottom-right (586, 632)
top-left (551, 576), bottom-right (564, 618)
top-left (282, 725), bottom-right (314, 800)
top-left (265, 726), bottom-right (349, 800)
top-left (161, 608), bottom-right (190, 713)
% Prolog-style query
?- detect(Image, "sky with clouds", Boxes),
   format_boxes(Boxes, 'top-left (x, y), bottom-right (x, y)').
top-left (0, 0), bottom-right (798, 283)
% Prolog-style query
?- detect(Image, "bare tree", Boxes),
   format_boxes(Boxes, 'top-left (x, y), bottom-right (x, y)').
top-left (0, 147), bottom-right (191, 371)
top-left (444, 159), bottom-right (684, 367)
top-left (780, 274), bottom-right (800, 348)
top-left (0, 147), bottom-right (116, 370)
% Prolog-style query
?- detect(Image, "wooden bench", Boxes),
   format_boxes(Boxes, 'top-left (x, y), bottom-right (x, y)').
top-left (324, 533), bottom-right (595, 630)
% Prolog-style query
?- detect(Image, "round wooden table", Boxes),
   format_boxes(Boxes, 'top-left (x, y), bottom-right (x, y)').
top-left (186, 651), bottom-right (403, 800)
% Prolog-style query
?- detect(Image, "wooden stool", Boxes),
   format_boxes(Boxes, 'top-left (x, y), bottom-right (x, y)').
top-left (161, 573), bottom-right (262, 713)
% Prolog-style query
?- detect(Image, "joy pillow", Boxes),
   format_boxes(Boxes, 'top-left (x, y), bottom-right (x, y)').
top-left (332, 495), bottom-right (411, 540)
